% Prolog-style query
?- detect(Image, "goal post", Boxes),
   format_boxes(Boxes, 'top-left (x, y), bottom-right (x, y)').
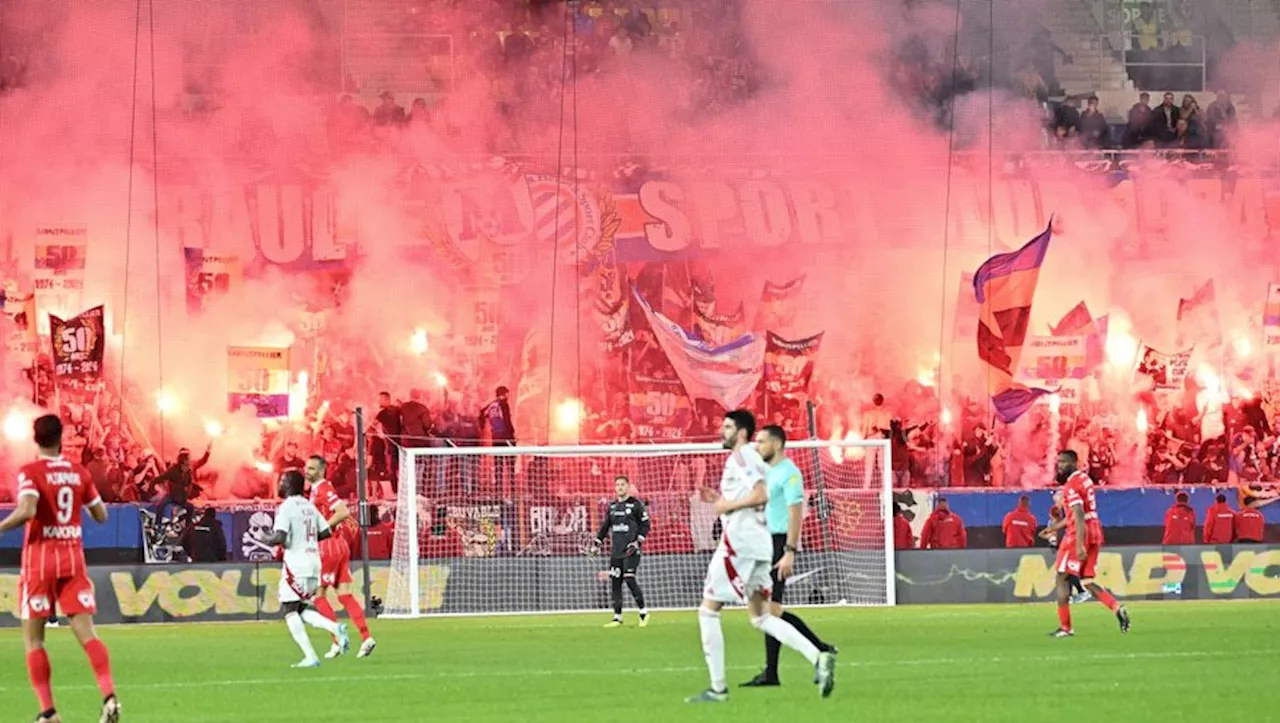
top-left (383, 438), bottom-right (894, 618)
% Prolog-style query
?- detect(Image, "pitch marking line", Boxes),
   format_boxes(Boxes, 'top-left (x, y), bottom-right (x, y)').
top-left (0, 649), bottom-right (1245, 694)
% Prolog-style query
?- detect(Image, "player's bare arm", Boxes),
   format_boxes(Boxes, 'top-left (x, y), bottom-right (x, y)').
top-left (0, 493), bottom-right (37, 533)
top-left (327, 499), bottom-right (351, 529)
top-left (87, 499), bottom-right (108, 524)
top-left (263, 528), bottom-right (288, 547)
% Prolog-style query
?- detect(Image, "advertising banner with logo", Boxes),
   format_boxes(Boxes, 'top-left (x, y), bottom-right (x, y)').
top-left (895, 545), bottom-right (1280, 604)
top-left (226, 346), bottom-right (291, 418)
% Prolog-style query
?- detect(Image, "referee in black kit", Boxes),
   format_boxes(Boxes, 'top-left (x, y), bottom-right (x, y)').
top-left (741, 425), bottom-right (837, 687)
top-left (591, 475), bottom-right (650, 628)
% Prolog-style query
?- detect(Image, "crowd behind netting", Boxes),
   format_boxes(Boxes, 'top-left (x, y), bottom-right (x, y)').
top-left (1, 0), bottom-right (1278, 510)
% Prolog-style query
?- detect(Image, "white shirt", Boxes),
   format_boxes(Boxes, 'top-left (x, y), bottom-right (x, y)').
top-left (719, 444), bottom-right (772, 561)
top-left (274, 495), bottom-right (329, 578)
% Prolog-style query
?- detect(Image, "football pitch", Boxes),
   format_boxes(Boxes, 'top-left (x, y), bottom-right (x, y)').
top-left (1, 600), bottom-right (1277, 722)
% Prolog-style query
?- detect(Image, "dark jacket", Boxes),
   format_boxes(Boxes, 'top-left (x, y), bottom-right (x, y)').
top-left (182, 514), bottom-right (228, 562)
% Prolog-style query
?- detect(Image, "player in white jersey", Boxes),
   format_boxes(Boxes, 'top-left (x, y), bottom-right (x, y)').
top-left (688, 409), bottom-right (836, 704)
top-left (261, 471), bottom-right (350, 668)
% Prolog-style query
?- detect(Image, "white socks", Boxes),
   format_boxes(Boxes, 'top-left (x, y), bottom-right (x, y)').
top-left (754, 614), bottom-right (820, 665)
top-left (698, 606), bottom-right (727, 692)
top-left (285, 612), bottom-right (318, 661)
top-left (302, 608), bottom-right (340, 634)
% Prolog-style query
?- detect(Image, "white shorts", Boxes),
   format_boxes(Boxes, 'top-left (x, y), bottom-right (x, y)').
top-left (279, 566), bottom-right (319, 605)
top-left (702, 547), bottom-right (773, 604)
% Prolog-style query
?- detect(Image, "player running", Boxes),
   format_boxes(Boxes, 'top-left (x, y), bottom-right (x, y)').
top-left (591, 475), bottom-right (650, 627)
top-left (0, 414), bottom-right (120, 723)
top-left (689, 410), bottom-right (836, 704)
top-left (263, 470), bottom-right (350, 667)
top-left (1050, 450), bottom-right (1130, 637)
top-left (740, 425), bottom-right (837, 687)
top-left (304, 456), bottom-right (376, 659)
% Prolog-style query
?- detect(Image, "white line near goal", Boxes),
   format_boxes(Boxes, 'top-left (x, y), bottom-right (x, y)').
top-left (384, 439), bottom-right (895, 618)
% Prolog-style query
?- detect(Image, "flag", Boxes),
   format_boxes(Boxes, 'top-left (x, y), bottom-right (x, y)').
top-left (973, 223), bottom-right (1054, 423)
top-left (632, 285), bottom-right (765, 409)
top-left (1265, 283), bottom-right (1280, 347)
top-left (1051, 302), bottom-right (1106, 370)
top-left (1176, 280), bottom-right (1221, 350)
top-left (755, 276), bottom-right (805, 331)
top-left (693, 303), bottom-right (747, 347)
top-left (761, 331), bottom-right (824, 398)
top-left (48, 306), bottom-right (105, 380)
top-left (1051, 302), bottom-right (1094, 337)
top-left (593, 263), bottom-right (634, 351)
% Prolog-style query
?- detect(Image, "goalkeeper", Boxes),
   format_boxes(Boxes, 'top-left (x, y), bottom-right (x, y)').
top-left (741, 425), bottom-right (837, 687)
top-left (592, 476), bottom-right (650, 628)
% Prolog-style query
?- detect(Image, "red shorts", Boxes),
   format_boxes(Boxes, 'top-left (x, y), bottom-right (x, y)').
top-left (1055, 541), bottom-right (1101, 580)
top-left (319, 536), bottom-right (352, 588)
top-left (19, 572), bottom-right (96, 620)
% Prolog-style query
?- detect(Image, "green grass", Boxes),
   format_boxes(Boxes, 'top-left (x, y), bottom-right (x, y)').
top-left (1, 601), bottom-right (1278, 721)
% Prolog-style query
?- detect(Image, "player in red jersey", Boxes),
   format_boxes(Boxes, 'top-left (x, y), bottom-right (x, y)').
top-left (1050, 450), bottom-right (1130, 637)
top-left (304, 455), bottom-right (376, 658)
top-left (0, 415), bottom-right (121, 723)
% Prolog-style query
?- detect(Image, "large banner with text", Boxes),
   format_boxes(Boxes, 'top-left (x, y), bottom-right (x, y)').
top-left (135, 160), bottom-right (1280, 272)
top-left (895, 545), bottom-right (1280, 604)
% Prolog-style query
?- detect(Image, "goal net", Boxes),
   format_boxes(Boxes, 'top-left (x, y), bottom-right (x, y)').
top-left (383, 439), bottom-right (893, 618)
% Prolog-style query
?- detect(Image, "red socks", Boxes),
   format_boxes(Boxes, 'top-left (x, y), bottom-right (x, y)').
top-left (339, 594), bottom-right (371, 642)
top-left (314, 596), bottom-right (370, 642)
top-left (26, 648), bottom-right (54, 712)
top-left (1094, 588), bottom-right (1121, 612)
top-left (83, 639), bottom-right (115, 697)
top-left (313, 596), bottom-right (339, 642)
top-left (1057, 603), bottom-right (1072, 632)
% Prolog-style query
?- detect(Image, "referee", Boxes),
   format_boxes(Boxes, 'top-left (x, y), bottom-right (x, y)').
top-left (593, 476), bottom-right (650, 628)
top-left (741, 425), bottom-right (837, 687)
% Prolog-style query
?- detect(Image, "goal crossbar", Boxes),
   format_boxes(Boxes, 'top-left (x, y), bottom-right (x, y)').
top-left (384, 438), bottom-right (894, 618)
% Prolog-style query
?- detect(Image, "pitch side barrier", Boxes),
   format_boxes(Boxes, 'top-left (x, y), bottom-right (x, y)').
top-left (894, 545), bottom-right (1280, 604)
top-left (0, 544), bottom-right (1273, 626)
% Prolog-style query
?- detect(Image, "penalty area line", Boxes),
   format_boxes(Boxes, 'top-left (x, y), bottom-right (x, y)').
top-left (0, 649), bottom-right (1245, 694)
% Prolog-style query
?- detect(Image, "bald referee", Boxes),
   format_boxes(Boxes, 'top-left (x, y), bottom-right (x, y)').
top-left (741, 424), bottom-right (837, 687)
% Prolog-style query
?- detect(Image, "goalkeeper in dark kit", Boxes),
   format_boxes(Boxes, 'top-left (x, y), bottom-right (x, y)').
top-left (591, 475), bottom-right (651, 627)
